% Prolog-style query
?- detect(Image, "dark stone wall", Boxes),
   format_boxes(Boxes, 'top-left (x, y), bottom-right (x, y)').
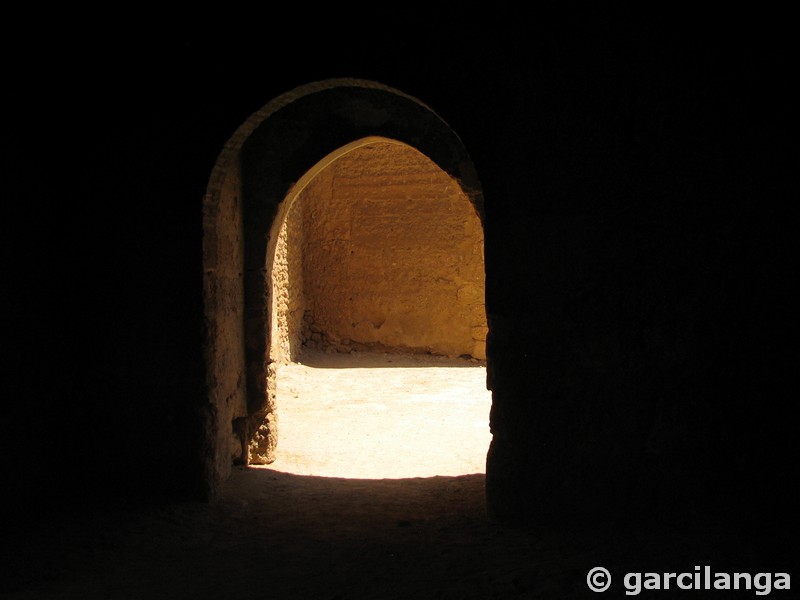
top-left (5, 15), bottom-right (792, 544)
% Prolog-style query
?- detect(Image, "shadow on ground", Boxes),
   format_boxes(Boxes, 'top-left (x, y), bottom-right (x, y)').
top-left (4, 467), bottom-right (793, 599)
top-left (295, 349), bottom-right (484, 369)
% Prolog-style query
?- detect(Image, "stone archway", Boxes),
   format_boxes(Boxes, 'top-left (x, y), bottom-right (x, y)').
top-left (202, 79), bottom-right (486, 499)
top-left (267, 136), bottom-right (487, 364)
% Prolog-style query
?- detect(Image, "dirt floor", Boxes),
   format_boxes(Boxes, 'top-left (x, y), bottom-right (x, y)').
top-left (269, 349), bottom-right (493, 479)
top-left (3, 351), bottom-right (792, 599)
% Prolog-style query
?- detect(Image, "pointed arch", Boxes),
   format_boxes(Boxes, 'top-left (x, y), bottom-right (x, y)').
top-left (202, 79), bottom-right (486, 498)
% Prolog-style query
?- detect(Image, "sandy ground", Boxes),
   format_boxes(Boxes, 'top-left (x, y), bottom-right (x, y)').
top-left (3, 352), bottom-right (791, 599)
top-left (268, 349), bottom-right (493, 479)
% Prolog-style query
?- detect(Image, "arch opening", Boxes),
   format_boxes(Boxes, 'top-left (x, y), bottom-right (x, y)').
top-left (265, 137), bottom-right (489, 478)
top-left (202, 79), bottom-right (490, 497)
top-left (268, 137), bottom-right (487, 364)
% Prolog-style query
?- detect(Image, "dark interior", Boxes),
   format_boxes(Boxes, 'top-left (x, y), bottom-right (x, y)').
top-left (4, 13), bottom-right (795, 597)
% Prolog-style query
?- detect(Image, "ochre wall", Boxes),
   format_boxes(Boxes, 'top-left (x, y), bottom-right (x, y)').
top-left (280, 141), bottom-right (486, 359)
top-left (270, 197), bottom-right (306, 364)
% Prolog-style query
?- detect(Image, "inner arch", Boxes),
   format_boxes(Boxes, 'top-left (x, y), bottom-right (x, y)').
top-left (267, 137), bottom-right (490, 477)
top-left (269, 137), bottom-right (487, 363)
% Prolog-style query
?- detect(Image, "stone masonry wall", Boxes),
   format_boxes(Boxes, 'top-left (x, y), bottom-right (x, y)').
top-left (202, 161), bottom-right (249, 473)
top-left (270, 197), bottom-right (306, 364)
top-left (294, 142), bottom-right (486, 359)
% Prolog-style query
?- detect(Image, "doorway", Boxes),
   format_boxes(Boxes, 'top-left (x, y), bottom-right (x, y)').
top-left (202, 79), bottom-right (489, 495)
top-left (267, 138), bottom-right (489, 478)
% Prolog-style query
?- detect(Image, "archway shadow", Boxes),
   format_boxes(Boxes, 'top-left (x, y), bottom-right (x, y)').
top-left (293, 348), bottom-right (485, 369)
top-left (216, 467), bottom-right (789, 598)
top-left (4, 467), bottom-right (791, 599)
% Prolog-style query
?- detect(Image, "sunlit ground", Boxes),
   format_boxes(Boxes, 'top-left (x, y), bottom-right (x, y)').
top-left (263, 349), bottom-right (492, 479)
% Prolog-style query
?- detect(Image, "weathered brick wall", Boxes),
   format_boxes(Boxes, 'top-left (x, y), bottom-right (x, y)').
top-left (294, 142), bottom-right (486, 359)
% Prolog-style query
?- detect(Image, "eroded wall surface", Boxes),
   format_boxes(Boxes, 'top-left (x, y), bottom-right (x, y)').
top-left (282, 142), bottom-right (486, 359)
top-left (270, 197), bottom-right (306, 364)
top-left (203, 162), bottom-right (249, 481)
